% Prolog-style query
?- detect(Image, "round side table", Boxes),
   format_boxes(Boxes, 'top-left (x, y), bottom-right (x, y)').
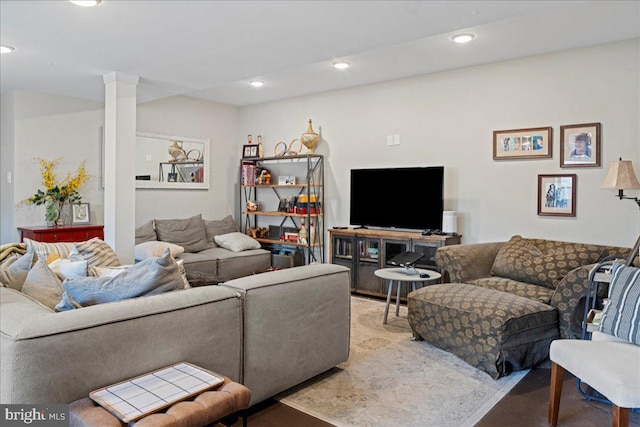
top-left (374, 267), bottom-right (441, 324)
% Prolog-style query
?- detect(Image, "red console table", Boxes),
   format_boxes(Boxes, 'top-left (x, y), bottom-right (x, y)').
top-left (18, 224), bottom-right (104, 243)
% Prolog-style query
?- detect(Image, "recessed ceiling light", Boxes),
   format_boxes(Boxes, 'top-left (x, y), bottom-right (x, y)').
top-left (69, 0), bottom-right (102, 7)
top-left (0, 45), bottom-right (15, 54)
top-left (451, 33), bottom-right (475, 44)
top-left (333, 61), bottom-right (351, 70)
top-left (249, 80), bottom-right (265, 88)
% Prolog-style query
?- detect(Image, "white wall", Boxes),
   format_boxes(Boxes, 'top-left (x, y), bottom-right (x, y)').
top-left (2, 39), bottom-right (638, 248)
top-left (2, 91), bottom-right (104, 243)
top-left (240, 39), bottom-right (640, 248)
top-left (0, 92), bottom-right (16, 243)
top-left (135, 96), bottom-right (240, 224)
top-left (0, 92), bottom-right (240, 244)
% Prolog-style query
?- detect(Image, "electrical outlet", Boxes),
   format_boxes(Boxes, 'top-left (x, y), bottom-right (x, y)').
top-left (393, 134), bottom-right (400, 145)
top-left (387, 135), bottom-right (394, 146)
top-left (146, 155), bottom-right (152, 161)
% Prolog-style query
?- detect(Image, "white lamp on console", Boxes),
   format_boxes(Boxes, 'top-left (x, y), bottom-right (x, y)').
top-left (442, 211), bottom-right (458, 235)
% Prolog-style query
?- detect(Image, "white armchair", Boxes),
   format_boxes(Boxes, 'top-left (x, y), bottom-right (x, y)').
top-left (549, 331), bottom-right (639, 427)
top-left (548, 238), bottom-right (640, 427)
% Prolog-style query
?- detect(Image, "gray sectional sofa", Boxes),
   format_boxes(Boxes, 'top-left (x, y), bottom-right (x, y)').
top-left (135, 214), bottom-right (271, 281)
top-left (0, 263), bottom-right (351, 406)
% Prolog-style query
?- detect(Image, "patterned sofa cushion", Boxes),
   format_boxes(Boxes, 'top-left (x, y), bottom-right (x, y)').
top-left (491, 235), bottom-right (603, 289)
top-left (467, 277), bottom-right (555, 304)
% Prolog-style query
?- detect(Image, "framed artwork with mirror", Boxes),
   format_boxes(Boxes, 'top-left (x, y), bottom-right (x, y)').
top-left (134, 132), bottom-right (210, 189)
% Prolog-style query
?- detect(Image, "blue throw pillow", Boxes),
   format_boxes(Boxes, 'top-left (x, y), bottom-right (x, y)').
top-left (56, 249), bottom-right (183, 311)
top-left (599, 261), bottom-right (640, 345)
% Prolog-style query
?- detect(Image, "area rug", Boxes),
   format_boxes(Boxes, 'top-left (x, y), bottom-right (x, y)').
top-left (276, 296), bottom-right (528, 427)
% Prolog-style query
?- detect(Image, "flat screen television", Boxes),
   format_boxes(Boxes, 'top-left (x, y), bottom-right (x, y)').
top-left (350, 166), bottom-right (444, 231)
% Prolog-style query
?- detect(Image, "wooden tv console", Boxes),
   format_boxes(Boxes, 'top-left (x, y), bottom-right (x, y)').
top-left (329, 228), bottom-right (461, 300)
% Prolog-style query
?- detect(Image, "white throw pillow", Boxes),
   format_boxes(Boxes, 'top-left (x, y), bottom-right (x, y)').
top-left (135, 241), bottom-right (185, 261)
top-left (214, 232), bottom-right (261, 252)
top-left (91, 265), bottom-right (132, 278)
top-left (48, 258), bottom-right (89, 280)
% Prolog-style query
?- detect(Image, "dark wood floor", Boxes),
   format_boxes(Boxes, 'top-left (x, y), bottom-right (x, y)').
top-left (228, 367), bottom-right (639, 427)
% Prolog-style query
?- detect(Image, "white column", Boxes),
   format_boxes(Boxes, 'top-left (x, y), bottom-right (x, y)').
top-left (103, 72), bottom-right (139, 263)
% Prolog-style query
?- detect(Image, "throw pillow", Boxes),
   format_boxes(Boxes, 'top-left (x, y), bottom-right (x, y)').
top-left (214, 232), bottom-right (261, 252)
top-left (491, 235), bottom-right (601, 289)
top-left (135, 241), bottom-right (185, 261)
top-left (56, 249), bottom-right (184, 311)
top-left (90, 265), bottom-right (131, 278)
top-left (204, 215), bottom-right (239, 247)
top-left (0, 248), bottom-right (37, 291)
top-left (21, 258), bottom-right (65, 310)
top-left (135, 220), bottom-right (157, 245)
top-left (599, 261), bottom-right (640, 345)
top-left (74, 238), bottom-right (121, 267)
top-left (154, 214), bottom-right (210, 253)
top-left (24, 238), bottom-right (74, 260)
top-left (48, 258), bottom-right (89, 280)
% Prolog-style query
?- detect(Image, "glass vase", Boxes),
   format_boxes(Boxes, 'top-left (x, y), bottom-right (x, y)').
top-left (45, 203), bottom-right (58, 227)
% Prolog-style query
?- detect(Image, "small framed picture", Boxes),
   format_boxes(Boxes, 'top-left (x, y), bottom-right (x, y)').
top-left (72, 203), bottom-right (91, 224)
top-left (242, 144), bottom-right (254, 159)
top-left (560, 122), bottom-right (601, 168)
top-left (278, 175), bottom-right (296, 185)
top-left (493, 127), bottom-right (552, 160)
top-left (538, 174), bottom-right (576, 217)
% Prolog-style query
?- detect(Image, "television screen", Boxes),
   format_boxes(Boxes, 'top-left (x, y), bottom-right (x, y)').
top-left (350, 166), bottom-right (444, 230)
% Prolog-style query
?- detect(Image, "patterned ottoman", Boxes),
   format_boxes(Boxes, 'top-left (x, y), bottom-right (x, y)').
top-left (408, 283), bottom-right (559, 379)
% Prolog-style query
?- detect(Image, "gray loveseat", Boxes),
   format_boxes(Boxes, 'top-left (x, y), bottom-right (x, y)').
top-left (135, 214), bottom-right (271, 281)
top-left (0, 263), bottom-right (351, 406)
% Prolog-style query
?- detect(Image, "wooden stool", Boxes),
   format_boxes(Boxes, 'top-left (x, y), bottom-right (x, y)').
top-left (69, 377), bottom-right (251, 427)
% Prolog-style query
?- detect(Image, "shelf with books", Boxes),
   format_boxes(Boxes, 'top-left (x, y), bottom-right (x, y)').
top-left (241, 184), bottom-right (322, 189)
top-left (240, 155), bottom-right (324, 265)
top-left (241, 211), bottom-right (322, 217)
top-left (256, 238), bottom-right (323, 247)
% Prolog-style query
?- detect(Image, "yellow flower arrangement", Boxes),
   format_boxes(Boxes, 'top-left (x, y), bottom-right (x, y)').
top-left (19, 158), bottom-right (89, 224)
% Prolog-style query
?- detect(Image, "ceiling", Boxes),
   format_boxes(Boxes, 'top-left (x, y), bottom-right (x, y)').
top-left (1, 1), bottom-right (639, 107)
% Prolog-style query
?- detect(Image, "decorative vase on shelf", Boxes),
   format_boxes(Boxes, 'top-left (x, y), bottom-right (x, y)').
top-left (257, 135), bottom-right (264, 158)
top-left (168, 141), bottom-right (186, 162)
top-left (300, 119), bottom-right (319, 154)
top-left (55, 202), bottom-right (66, 226)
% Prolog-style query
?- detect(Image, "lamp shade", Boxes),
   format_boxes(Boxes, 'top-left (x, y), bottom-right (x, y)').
top-left (600, 159), bottom-right (640, 190)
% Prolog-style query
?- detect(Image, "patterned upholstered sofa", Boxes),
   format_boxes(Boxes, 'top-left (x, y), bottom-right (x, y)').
top-left (408, 235), bottom-right (631, 378)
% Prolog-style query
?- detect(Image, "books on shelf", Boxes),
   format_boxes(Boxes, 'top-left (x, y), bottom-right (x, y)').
top-left (241, 162), bottom-right (256, 185)
top-left (335, 238), bottom-right (353, 257)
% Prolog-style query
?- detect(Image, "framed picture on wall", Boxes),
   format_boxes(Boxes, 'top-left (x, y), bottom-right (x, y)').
top-left (493, 127), bottom-right (552, 160)
top-left (560, 122), bottom-right (601, 168)
top-left (537, 174), bottom-right (576, 217)
top-left (72, 203), bottom-right (91, 224)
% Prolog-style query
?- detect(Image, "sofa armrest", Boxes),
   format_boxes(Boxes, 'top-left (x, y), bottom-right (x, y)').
top-left (550, 264), bottom-right (602, 339)
top-left (434, 241), bottom-right (506, 283)
top-left (221, 264), bottom-right (351, 405)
